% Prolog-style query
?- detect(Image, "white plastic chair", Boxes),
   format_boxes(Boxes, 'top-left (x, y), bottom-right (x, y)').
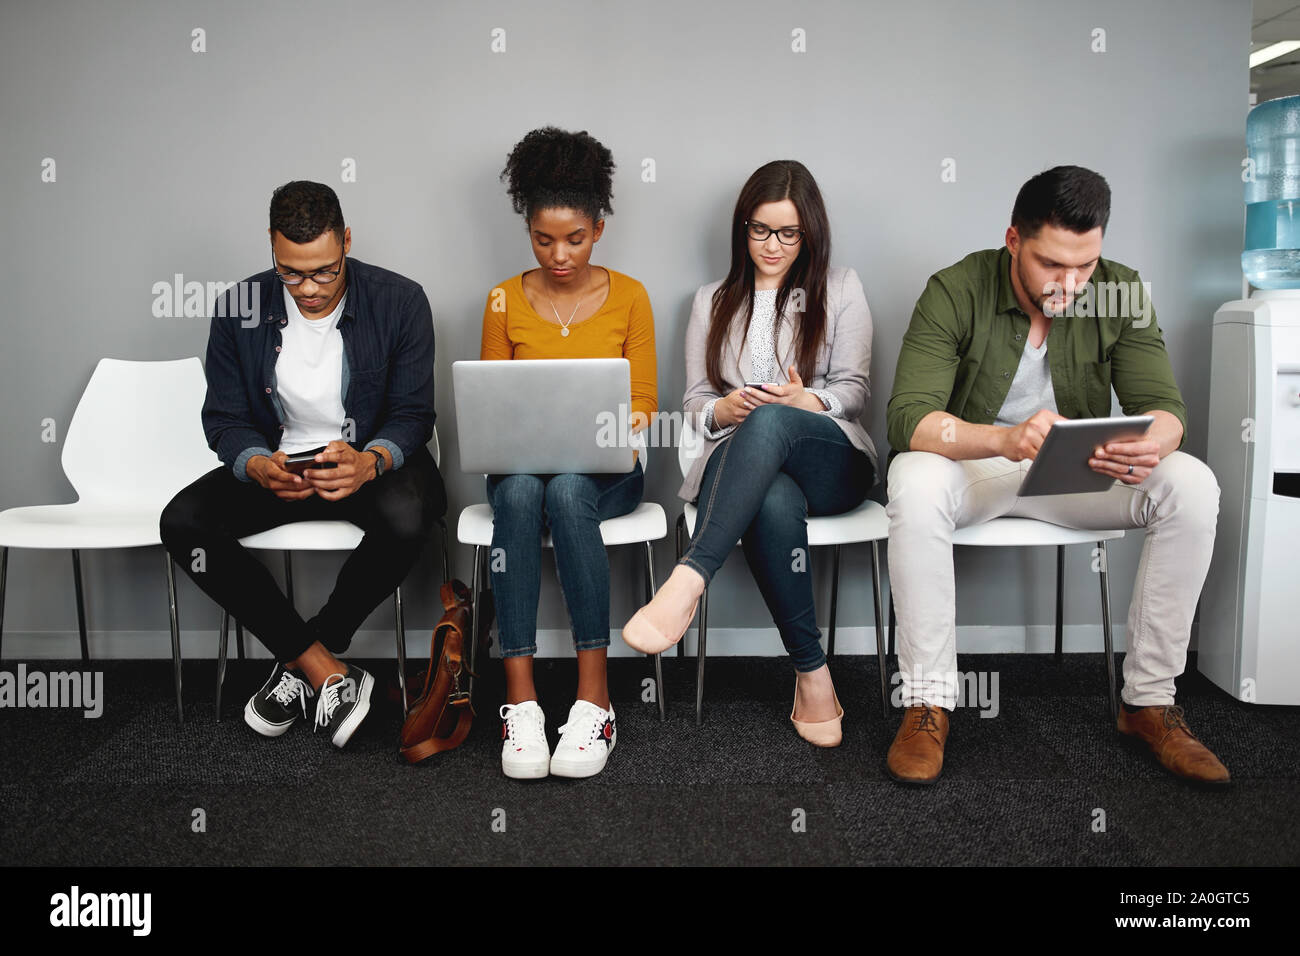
top-left (210, 430), bottom-right (451, 719)
top-left (886, 516), bottom-right (1125, 720)
top-left (0, 357), bottom-right (220, 721)
top-left (457, 474), bottom-right (669, 721)
top-left (675, 421), bottom-right (891, 724)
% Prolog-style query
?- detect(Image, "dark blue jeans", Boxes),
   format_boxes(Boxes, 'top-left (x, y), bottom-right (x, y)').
top-left (680, 404), bottom-right (875, 672)
top-left (486, 461), bottom-right (644, 657)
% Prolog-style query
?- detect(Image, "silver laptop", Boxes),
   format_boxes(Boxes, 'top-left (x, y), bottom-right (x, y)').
top-left (452, 359), bottom-right (637, 474)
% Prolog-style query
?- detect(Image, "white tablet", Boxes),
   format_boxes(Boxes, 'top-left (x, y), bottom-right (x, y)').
top-left (1018, 416), bottom-right (1155, 496)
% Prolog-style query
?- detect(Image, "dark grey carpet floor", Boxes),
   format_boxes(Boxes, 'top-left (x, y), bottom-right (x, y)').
top-left (0, 653), bottom-right (1295, 867)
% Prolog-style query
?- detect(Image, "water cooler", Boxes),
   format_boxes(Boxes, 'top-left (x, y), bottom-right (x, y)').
top-left (1199, 94), bottom-right (1300, 704)
top-left (1200, 294), bottom-right (1300, 703)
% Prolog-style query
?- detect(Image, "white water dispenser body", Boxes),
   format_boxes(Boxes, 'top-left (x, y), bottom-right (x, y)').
top-left (1200, 290), bottom-right (1300, 704)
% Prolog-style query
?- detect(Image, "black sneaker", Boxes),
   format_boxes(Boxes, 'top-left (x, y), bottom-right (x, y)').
top-left (313, 665), bottom-right (374, 748)
top-left (244, 662), bottom-right (314, 737)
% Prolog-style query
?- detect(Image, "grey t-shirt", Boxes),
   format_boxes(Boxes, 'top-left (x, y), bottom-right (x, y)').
top-left (994, 338), bottom-right (1058, 427)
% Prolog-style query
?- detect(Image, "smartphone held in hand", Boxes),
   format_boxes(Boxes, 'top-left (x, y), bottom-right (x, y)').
top-left (282, 446), bottom-right (339, 474)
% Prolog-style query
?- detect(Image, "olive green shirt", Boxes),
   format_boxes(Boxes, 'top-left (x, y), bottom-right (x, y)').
top-left (886, 247), bottom-right (1188, 453)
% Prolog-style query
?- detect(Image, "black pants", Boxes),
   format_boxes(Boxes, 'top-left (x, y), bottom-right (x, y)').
top-left (160, 446), bottom-right (447, 661)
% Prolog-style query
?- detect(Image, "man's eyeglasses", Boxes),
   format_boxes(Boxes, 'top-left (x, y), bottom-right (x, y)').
top-left (745, 221), bottom-right (804, 245)
top-left (273, 253), bottom-right (344, 286)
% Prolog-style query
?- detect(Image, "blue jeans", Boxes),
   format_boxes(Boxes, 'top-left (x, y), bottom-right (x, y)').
top-left (680, 404), bottom-right (875, 672)
top-left (486, 461), bottom-right (644, 657)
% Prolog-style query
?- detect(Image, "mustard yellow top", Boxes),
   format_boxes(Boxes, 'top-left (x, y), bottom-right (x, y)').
top-left (479, 268), bottom-right (659, 426)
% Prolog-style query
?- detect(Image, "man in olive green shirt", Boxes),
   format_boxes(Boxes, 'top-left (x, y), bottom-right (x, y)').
top-left (884, 166), bottom-right (1228, 786)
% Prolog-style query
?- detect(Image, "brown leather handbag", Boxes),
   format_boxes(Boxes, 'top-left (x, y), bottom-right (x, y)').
top-left (399, 580), bottom-right (475, 764)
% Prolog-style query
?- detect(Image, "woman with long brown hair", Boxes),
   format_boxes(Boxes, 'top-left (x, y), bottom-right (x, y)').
top-left (622, 160), bottom-right (875, 746)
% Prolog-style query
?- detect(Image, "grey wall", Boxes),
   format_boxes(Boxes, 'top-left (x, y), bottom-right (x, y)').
top-left (0, 0), bottom-right (1250, 658)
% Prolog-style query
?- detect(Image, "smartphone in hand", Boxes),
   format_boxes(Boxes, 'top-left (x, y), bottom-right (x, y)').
top-left (282, 446), bottom-right (339, 475)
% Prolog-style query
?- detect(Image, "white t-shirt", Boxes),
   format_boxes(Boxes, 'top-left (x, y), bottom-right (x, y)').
top-left (994, 337), bottom-right (1058, 428)
top-left (700, 288), bottom-right (841, 437)
top-left (277, 287), bottom-right (347, 454)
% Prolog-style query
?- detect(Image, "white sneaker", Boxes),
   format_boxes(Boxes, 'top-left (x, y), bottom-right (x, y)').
top-left (500, 700), bottom-right (550, 779)
top-left (550, 700), bottom-right (616, 778)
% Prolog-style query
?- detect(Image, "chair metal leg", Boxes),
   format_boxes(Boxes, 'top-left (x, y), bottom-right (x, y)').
top-left (653, 646), bottom-right (666, 724)
top-left (675, 514), bottom-right (686, 660)
top-left (827, 544), bottom-right (841, 658)
top-left (888, 592), bottom-right (896, 659)
top-left (216, 609), bottom-right (230, 720)
top-left (467, 544), bottom-right (483, 702)
top-left (164, 555), bottom-right (184, 723)
top-left (1054, 544), bottom-right (1065, 662)
top-left (0, 546), bottom-right (7, 661)
top-left (642, 541), bottom-right (656, 605)
top-left (394, 587), bottom-right (408, 715)
top-left (72, 549), bottom-right (90, 661)
top-left (283, 552), bottom-right (294, 608)
top-left (438, 518), bottom-right (451, 583)
top-left (643, 540), bottom-right (666, 722)
top-left (235, 620), bottom-right (245, 659)
top-left (870, 541), bottom-right (889, 718)
top-left (694, 586), bottom-right (709, 726)
top-left (1097, 540), bottom-right (1119, 721)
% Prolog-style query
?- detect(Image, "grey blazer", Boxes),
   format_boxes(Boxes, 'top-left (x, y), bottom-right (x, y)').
top-left (679, 265), bottom-right (877, 501)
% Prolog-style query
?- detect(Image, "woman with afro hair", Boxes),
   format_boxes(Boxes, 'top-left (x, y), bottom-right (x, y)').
top-left (481, 127), bottom-right (657, 780)
top-left (623, 160), bottom-right (877, 748)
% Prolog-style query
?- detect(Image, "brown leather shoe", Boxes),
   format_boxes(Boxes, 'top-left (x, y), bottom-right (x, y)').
top-left (887, 705), bottom-right (949, 785)
top-left (1117, 704), bottom-right (1230, 785)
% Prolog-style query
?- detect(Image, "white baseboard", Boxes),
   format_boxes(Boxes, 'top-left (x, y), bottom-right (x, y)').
top-left (0, 623), bottom-right (1134, 660)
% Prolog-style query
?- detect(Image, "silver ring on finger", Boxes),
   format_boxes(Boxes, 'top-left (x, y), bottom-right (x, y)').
top-left (1127, 464), bottom-right (1134, 475)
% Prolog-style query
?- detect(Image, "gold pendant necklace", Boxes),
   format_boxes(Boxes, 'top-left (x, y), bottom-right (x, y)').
top-left (547, 277), bottom-right (586, 337)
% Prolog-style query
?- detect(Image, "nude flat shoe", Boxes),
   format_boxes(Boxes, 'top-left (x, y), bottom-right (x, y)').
top-left (621, 597), bottom-right (699, 655)
top-left (791, 680), bottom-right (844, 747)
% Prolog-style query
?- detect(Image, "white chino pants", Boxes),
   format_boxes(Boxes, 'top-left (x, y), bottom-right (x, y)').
top-left (885, 450), bottom-right (1220, 709)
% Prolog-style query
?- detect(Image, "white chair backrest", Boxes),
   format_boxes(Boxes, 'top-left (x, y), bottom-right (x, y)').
top-left (430, 426), bottom-right (440, 468)
top-left (62, 357), bottom-right (220, 506)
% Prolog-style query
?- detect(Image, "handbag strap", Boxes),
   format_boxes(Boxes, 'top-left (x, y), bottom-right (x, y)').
top-left (439, 579), bottom-right (471, 613)
top-left (399, 707), bottom-right (473, 762)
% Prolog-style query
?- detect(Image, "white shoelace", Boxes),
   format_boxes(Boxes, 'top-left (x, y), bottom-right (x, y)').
top-left (267, 670), bottom-right (313, 719)
top-left (557, 701), bottom-right (610, 750)
top-left (499, 703), bottom-right (546, 749)
top-left (314, 672), bottom-right (349, 730)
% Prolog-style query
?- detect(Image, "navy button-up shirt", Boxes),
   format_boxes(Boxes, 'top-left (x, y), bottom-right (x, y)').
top-left (200, 257), bottom-right (436, 480)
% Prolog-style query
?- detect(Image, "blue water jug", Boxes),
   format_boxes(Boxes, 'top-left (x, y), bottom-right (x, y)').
top-left (1244, 94), bottom-right (1300, 288)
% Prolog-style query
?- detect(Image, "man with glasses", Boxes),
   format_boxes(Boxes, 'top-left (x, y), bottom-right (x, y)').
top-left (161, 181), bottom-right (445, 748)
